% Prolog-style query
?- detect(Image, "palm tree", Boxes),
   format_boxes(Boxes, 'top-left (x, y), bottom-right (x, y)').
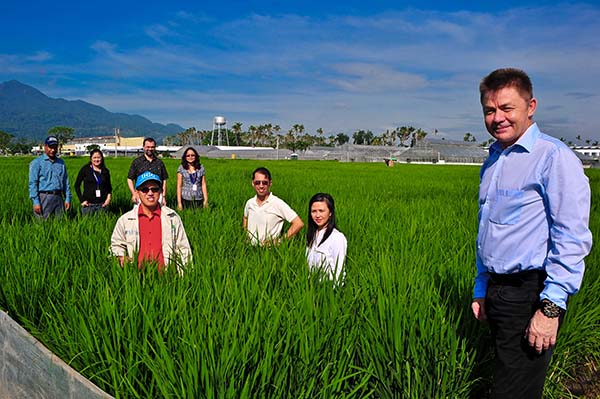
top-left (248, 125), bottom-right (258, 147)
top-left (231, 122), bottom-right (243, 146)
top-left (398, 126), bottom-right (415, 147)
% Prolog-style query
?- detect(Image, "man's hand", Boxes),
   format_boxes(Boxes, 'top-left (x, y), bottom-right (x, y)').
top-left (471, 298), bottom-right (487, 321)
top-left (118, 256), bottom-right (132, 266)
top-left (33, 204), bottom-right (42, 215)
top-left (131, 193), bottom-right (139, 204)
top-left (64, 202), bottom-right (70, 211)
top-left (526, 310), bottom-right (559, 354)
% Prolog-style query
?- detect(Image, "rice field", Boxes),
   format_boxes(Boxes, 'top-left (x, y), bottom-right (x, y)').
top-left (1, 156), bottom-right (599, 398)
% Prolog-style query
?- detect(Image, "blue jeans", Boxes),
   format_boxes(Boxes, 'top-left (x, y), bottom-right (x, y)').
top-left (485, 270), bottom-right (555, 399)
top-left (82, 203), bottom-right (106, 215)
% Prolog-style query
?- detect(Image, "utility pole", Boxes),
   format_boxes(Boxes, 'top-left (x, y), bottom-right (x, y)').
top-left (114, 127), bottom-right (120, 157)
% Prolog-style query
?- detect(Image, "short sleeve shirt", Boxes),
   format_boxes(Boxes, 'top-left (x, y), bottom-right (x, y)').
top-left (177, 164), bottom-right (206, 201)
top-left (244, 193), bottom-right (298, 244)
top-left (128, 156), bottom-right (169, 182)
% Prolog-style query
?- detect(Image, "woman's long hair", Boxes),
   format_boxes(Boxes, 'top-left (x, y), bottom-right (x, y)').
top-left (88, 149), bottom-right (105, 169)
top-left (306, 193), bottom-right (338, 248)
top-left (181, 147), bottom-right (201, 170)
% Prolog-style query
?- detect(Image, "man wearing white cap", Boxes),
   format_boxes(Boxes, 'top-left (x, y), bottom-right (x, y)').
top-left (111, 171), bottom-right (192, 274)
top-left (28, 135), bottom-right (72, 218)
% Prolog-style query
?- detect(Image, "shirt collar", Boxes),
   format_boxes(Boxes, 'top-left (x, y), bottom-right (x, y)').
top-left (490, 122), bottom-right (539, 155)
top-left (138, 204), bottom-right (162, 219)
top-left (254, 193), bottom-right (272, 204)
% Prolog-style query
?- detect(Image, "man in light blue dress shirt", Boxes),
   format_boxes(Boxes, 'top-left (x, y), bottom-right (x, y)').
top-left (29, 135), bottom-right (72, 218)
top-left (471, 68), bottom-right (592, 399)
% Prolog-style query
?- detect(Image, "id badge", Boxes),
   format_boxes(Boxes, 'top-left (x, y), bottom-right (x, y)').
top-left (95, 189), bottom-right (101, 198)
top-left (192, 184), bottom-right (197, 191)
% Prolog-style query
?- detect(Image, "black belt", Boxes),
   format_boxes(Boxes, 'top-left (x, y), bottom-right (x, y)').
top-left (489, 269), bottom-right (546, 287)
top-left (39, 190), bottom-right (63, 195)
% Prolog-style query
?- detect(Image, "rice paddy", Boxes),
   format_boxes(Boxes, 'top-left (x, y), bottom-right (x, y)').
top-left (1, 156), bottom-right (599, 398)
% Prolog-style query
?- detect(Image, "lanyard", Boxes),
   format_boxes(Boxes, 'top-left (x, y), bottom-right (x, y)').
top-left (91, 166), bottom-right (101, 187)
top-left (189, 170), bottom-right (198, 185)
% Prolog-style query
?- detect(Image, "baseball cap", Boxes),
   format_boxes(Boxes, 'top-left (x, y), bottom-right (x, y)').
top-left (45, 136), bottom-right (58, 146)
top-left (135, 171), bottom-right (162, 189)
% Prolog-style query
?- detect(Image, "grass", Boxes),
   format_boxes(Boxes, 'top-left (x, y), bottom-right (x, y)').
top-left (0, 156), bottom-right (598, 398)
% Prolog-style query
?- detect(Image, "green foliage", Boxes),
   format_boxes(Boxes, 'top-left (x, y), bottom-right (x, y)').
top-left (352, 129), bottom-right (374, 145)
top-left (0, 130), bottom-right (13, 152)
top-left (0, 157), bottom-right (598, 398)
top-left (86, 144), bottom-right (101, 153)
top-left (47, 125), bottom-right (75, 151)
top-left (335, 133), bottom-right (350, 146)
top-left (463, 132), bottom-right (476, 142)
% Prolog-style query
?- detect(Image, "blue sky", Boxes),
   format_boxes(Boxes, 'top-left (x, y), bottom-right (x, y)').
top-left (1, 1), bottom-right (599, 142)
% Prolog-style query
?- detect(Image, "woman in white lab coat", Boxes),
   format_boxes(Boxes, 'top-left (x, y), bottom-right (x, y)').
top-left (305, 193), bottom-right (347, 281)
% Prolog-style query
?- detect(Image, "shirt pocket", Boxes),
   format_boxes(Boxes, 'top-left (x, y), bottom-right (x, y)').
top-left (489, 189), bottom-right (524, 225)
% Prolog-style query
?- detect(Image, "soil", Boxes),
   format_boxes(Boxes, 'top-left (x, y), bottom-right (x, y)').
top-left (564, 359), bottom-right (600, 398)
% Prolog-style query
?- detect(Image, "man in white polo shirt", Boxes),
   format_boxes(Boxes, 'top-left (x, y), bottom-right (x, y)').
top-left (243, 167), bottom-right (304, 245)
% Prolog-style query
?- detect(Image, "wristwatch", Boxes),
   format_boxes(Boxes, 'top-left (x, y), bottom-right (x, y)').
top-left (540, 299), bottom-right (565, 318)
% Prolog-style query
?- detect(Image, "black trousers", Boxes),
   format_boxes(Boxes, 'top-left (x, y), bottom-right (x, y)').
top-left (182, 199), bottom-right (203, 209)
top-left (485, 270), bottom-right (554, 399)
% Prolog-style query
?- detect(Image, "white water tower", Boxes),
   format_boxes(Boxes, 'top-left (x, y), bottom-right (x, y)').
top-left (211, 116), bottom-right (229, 146)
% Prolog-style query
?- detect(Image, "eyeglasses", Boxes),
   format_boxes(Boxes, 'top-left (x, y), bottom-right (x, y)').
top-left (139, 186), bottom-right (161, 193)
top-left (253, 180), bottom-right (270, 186)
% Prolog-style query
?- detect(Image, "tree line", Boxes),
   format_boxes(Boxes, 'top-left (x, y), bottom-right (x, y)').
top-left (0, 126), bottom-right (74, 155)
top-left (164, 124), bottom-right (433, 151)
top-left (2, 124), bottom-right (597, 155)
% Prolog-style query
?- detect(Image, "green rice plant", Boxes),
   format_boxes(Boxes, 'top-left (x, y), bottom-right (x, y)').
top-left (0, 156), bottom-right (598, 398)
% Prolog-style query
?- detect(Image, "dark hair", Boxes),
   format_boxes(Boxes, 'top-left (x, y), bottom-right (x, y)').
top-left (143, 137), bottom-right (156, 146)
top-left (181, 147), bottom-right (201, 170)
top-left (480, 68), bottom-right (533, 103)
top-left (252, 167), bottom-right (272, 181)
top-left (88, 148), bottom-right (105, 169)
top-left (306, 193), bottom-right (338, 248)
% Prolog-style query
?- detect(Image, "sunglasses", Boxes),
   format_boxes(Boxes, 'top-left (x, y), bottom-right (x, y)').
top-left (185, 154), bottom-right (196, 158)
top-left (253, 180), bottom-right (270, 186)
top-left (139, 186), bottom-right (161, 193)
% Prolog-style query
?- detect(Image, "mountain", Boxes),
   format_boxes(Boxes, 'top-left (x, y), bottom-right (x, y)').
top-left (0, 80), bottom-right (184, 142)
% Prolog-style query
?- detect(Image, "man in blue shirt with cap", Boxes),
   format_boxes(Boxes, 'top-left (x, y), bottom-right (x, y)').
top-left (28, 135), bottom-right (72, 218)
top-left (471, 68), bottom-right (592, 398)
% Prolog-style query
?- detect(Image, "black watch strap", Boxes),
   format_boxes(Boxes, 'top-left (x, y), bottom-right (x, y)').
top-left (540, 299), bottom-right (564, 318)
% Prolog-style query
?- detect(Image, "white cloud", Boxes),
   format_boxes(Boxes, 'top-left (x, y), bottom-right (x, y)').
top-left (326, 63), bottom-right (428, 92)
top-left (4, 3), bottom-right (600, 141)
top-left (25, 51), bottom-right (53, 62)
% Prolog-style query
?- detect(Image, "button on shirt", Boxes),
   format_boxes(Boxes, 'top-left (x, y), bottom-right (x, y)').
top-left (29, 154), bottom-right (72, 206)
top-left (474, 123), bottom-right (592, 309)
top-left (138, 206), bottom-right (165, 270)
top-left (244, 193), bottom-right (298, 245)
